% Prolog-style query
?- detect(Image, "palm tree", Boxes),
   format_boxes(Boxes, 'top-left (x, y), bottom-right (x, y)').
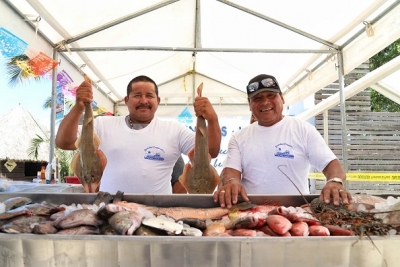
top-left (28, 96), bottom-right (77, 181)
top-left (6, 54), bottom-right (41, 87)
top-left (27, 134), bottom-right (76, 182)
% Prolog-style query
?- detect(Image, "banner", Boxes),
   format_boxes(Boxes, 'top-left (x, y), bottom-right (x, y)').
top-left (0, 27), bottom-right (28, 58)
top-left (309, 172), bottom-right (400, 182)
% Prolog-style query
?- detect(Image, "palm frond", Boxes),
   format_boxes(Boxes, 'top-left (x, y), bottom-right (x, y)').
top-left (6, 54), bottom-right (41, 87)
top-left (65, 98), bottom-right (75, 109)
top-left (27, 134), bottom-right (49, 159)
top-left (43, 96), bottom-right (52, 109)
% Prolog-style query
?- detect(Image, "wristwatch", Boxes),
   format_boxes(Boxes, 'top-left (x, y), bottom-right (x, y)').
top-left (326, 177), bottom-right (344, 186)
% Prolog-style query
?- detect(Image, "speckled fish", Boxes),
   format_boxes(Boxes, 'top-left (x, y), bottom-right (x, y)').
top-left (71, 75), bottom-right (107, 193)
top-left (179, 82), bottom-right (220, 194)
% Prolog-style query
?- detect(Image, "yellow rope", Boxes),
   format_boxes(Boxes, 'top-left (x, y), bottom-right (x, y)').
top-left (183, 70), bottom-right (196, 91)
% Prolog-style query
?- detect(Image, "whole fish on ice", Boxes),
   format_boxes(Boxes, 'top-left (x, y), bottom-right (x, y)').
top-left (71, 75), bottom-right (107, 193)
top-left (114, 201), bottom-right (256, 221)
top-left (179, 82), bottom-right (220, 194)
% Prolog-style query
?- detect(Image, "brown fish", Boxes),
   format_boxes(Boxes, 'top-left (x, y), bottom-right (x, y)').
top-left (53, 209), bottom-right (104, 230)
top-left (71, 75), bottom-right (107, 193)
top-left (114, 201), bottom-right (255, 221)
top-left (179, 82), bottom-right (220, 194)
top-left (57, 225), bottom-right (100, 235)
top-left (108, 210), bottom-right (144, 235)
top-left (1, 215), bottom-right (48, 234)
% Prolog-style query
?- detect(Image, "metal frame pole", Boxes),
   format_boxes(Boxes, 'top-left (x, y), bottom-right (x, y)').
top-left (337, 51), bottom-right (349, 189)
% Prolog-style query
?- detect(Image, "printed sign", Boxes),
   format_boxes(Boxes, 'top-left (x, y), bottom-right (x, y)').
top-left (4, 160), bottom-right (17, 172)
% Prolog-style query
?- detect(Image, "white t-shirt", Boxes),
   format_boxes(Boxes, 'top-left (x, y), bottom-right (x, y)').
top-left (78, 116), bottom-right (194, 194)
top-left (225, 116), bottom-right (337, 194)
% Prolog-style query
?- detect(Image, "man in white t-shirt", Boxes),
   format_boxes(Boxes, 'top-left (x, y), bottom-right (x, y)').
top-left (56, 75), bottom-right (221, 194)
top-left (213, 74), bottom-right (351, 208)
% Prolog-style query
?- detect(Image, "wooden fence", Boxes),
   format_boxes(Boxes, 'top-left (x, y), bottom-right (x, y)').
top-left (312, 62), bottom-right (400, 194)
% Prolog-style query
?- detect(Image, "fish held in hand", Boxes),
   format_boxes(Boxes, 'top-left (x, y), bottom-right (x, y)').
top-left (71, 77), bottom-right (107, 193)
top-left (179, 82), bottom-right (220, 194)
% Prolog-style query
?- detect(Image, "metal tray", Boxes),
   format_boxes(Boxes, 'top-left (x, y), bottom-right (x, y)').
top-left (0, 193), bottom-right (399, 267)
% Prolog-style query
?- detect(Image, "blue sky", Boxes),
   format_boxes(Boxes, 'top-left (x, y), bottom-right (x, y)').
top-left (0, 58), bottom-right (52, 129)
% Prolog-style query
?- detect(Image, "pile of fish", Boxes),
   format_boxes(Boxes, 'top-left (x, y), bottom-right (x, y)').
top-left (1, 192), bottom-right (400, 237)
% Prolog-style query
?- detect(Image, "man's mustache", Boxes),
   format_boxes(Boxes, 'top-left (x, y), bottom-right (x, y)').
top-left (136, 104), bottom-right (151, 109)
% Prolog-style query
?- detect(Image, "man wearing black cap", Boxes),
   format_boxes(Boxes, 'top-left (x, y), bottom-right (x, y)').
top-left (213, 74), bottom-right (351, 208)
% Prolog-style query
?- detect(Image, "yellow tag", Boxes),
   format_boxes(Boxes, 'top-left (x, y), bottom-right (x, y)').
top-left (4, 160), bottom-right (17, 172)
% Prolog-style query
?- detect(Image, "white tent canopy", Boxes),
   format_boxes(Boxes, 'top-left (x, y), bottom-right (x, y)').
top-left (3, 0), bottom-right (400, 118)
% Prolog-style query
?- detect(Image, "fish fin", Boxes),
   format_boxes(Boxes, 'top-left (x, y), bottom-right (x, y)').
top-left (198, 126), bottom-right (207, 137)
top-left (187, 148), bottom-right (194, 161)
top-left (89, 181), bottom-right (101, 193)
top-left (70, 152), bottom-right (81, 177)
top-left (74, 136), bottom-right (81, 149)
top-left (97, 149), bottom-right (108, 171)
top-left (210, 165), bottom-right (220, 189)
top-left (178, 163), bottom-right (192, 190)
top-left (82, 183), bottom-right (90, 193)
top-left (93, 133), bottom-right (101, 149)
top-left (84, 116), bottom-right (93, 126)
top-left (197, 82), bottom-right (203, 97)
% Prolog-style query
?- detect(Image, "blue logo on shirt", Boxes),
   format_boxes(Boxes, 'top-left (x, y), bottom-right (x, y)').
top-left (144, 146), bottom-right (165, 161)
top-left (274, 143), bottom-right (294, 159)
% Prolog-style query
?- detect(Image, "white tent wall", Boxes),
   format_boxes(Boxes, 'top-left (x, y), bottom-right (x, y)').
top-left (116, 73), bottom-right (250, 117)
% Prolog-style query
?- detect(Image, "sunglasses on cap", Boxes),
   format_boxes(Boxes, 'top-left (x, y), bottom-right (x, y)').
top-left (247, 78), bottom-right (278, 92)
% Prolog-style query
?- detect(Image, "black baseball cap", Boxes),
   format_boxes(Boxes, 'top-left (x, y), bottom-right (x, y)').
top-left (247, 74), bottom-right (281, 98)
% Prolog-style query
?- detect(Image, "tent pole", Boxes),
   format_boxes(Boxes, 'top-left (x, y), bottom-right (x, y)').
top-left (337, 51), bottom-right (349, 189)
top-left (49, 50), bottom-right (58, 166)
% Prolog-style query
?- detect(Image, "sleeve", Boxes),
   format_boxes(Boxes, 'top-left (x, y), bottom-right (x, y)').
top-left (178, 123), bottom-right (195, 155)
top-left (171, 155), bottom-right (185, 185)
top-left (224, 133), bottom-right (242, 172)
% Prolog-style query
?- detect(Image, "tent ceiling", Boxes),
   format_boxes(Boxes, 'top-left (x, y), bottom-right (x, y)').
top-left (5, 0), bottom-right (400, 112)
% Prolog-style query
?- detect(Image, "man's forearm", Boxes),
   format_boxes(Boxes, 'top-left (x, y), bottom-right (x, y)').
top-left (207, 118), bottom-right (221, 158)
top-left (55, 106), bottom-right (83, 150)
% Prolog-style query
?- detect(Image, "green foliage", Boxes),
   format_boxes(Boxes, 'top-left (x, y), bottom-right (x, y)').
top-left (6, 54), bottom-right (41, 87)
top-left (369, 39), bottom-right (400, 112)
top-left (27, 134), bottom-right (76, 182)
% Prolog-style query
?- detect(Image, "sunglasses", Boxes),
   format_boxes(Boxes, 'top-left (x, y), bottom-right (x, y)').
top-left (247, 78), bottom-right (277, 92)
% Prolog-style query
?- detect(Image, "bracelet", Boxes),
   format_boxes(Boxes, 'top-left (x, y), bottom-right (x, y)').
top-left (223, 177), bottom-right (239, 185)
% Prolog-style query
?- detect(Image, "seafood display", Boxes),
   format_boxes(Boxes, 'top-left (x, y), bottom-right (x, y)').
top-left (179, 82), bottom-right (220, 194)
top-left (1, 192), bottom-right (400, 238)
top-left (70, 75), bottom-right (107, 193)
